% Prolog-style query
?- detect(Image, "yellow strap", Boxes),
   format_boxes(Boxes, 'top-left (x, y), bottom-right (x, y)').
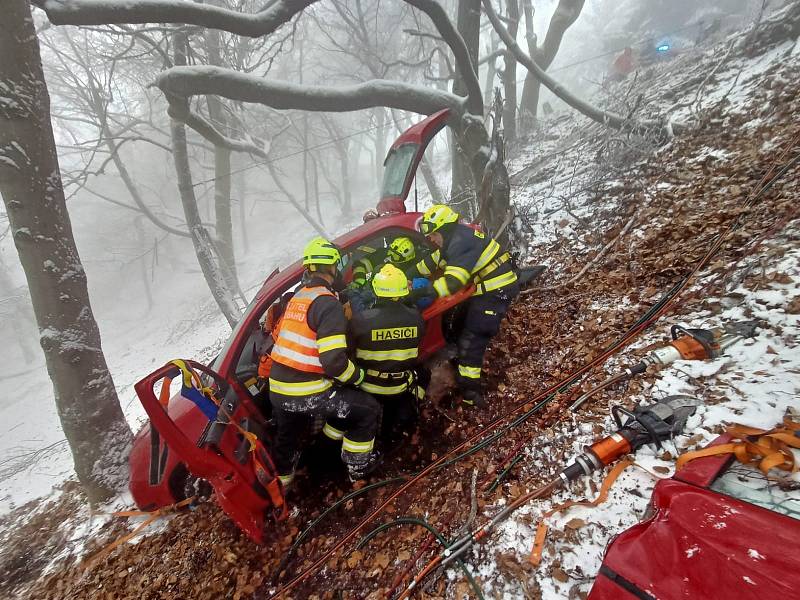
top-left (84, 496), bottom-right (195, 570)
top-left (676, 420), bottom-right (800, 475)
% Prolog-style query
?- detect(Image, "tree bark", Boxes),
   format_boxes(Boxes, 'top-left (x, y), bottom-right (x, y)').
top-left (450, 0), bottom-right (482, 217)
top-left (483, 33), bottom-right (500, 107)
top-left (204, 24), bottom-right (238, 292)
top-left (519, 0), bottom-right (585, 127)
top-left (502, 0), bottom-right (520, 143)
top-left (170, 31), bottom-right (241, 328)
top-left (373, 107), bottom-right (387, 184)
top-left (0, 0), bottom-right (132, 504)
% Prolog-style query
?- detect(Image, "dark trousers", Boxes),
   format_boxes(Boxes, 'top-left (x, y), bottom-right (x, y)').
top-left (456, 283), bottom-right (519, 392)
top-left (378, 391), bottom-right (419, 440)
top-left (270, 387), bottom-right (379, 475)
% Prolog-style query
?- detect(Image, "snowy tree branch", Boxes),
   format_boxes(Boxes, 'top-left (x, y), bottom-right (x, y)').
top-left (32, 0), bottom-right (316, 37)
top-left (403, 0), bottom-right (483, 115)
top-left (482, 0), bottom-right (682, 135)
top-left (164, 95), bottom-right (269, 158)
top-left (155, 66), bottom-right (465, 117)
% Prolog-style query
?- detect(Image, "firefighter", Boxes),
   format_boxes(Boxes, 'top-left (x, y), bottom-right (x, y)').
top-left (269, 237), bottom-right (381, 484)
top-left (349, 264), bottom-right (425, 440)
top-left (351, 236), bottom-right (419, 287)
top-left (412, 205), bottom-right (519, 408)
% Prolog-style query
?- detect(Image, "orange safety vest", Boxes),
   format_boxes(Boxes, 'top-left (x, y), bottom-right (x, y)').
top-left (270, 286), bottom-right (335, 374)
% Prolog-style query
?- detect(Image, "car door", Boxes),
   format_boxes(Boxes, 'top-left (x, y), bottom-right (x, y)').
top-left (377, 109), bottom-right (450, 214)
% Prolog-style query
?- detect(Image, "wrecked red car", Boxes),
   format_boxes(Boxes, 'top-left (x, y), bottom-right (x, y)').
top-left (129, 110), bottom-right (480, 542)
top-left (589, 433), bottom-right (800, 599)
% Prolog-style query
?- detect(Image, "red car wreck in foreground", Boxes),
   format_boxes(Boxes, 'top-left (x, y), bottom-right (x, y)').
top-left (589, 433), bottom-right (800, 599)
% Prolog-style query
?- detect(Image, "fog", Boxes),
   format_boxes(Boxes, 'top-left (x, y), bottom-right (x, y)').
top-left (0, 0), bottom-right (774, 508)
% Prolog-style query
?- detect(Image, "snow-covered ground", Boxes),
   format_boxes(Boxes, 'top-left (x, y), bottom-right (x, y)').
top-left (477, 239), bottom-right (800, 599)
top-left (468, 30), bottom-right (800, 600)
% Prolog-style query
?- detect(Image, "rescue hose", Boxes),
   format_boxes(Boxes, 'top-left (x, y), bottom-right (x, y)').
top-left (269, 137), bottom-right (800, 598)
top-left (353, 517), bottom-right (485, 600)
top-left (273, 477), bottom-right (407, 582)
top-left (395, 479), bottom-right (560, 600)
top-left (570, 371), bottom-right (631, 412)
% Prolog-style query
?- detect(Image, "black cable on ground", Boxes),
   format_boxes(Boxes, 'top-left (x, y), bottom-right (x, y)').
top-left (485, 454), bottom-right (526, 495)
top-left (354, 517), bottom-right (485, 600)
top-left (272, 477), bottom-right (407, 582)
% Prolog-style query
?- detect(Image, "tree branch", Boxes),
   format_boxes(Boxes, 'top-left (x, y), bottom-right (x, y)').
top-left (482, 0), bottom-right (682, 135)
top-left (403, 0), bottom-right (483, 115)
top-left (164, 95), bottom-right (269, 158)
top-left (156, 66), bottom-right (465, 116)
top-left (33, 0), bottom-right (316, 37)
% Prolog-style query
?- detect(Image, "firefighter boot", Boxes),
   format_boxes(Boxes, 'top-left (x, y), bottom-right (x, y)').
top-left (462, 388), bottom-right (486, 408)
top-left (343, 449), bottom-right (383, 481)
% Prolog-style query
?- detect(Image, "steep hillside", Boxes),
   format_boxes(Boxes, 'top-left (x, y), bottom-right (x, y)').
top-left (4, 24), bottom-right (800, 600)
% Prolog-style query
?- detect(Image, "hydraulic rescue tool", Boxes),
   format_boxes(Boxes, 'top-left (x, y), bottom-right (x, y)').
top-left (570, 321), bottom-right (759, 412)
top-left (397, 397), bottom-right (699, 599)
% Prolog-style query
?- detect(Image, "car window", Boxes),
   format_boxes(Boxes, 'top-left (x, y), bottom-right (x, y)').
top-left (381, 143), bottom-right (419, 197)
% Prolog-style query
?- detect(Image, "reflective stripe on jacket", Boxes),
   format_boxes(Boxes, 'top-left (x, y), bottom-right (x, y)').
top-left (413, 223), bottom-right (517, 297)
top-left (349, 300), bottom-right (425, 395)
top-left (271, 286), bottom-right (333, 373)
top-left (269, 278), bottom-right (364, 402)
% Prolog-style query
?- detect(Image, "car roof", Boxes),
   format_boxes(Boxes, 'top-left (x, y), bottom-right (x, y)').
top-left (252, 211), bottom-right (422, 302)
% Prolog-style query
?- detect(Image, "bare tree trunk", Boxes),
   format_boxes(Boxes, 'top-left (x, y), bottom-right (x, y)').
top-left (234, 159), bottom-right (249, 253)
top-left (483, 33), bottom-right (500, 107)
top-left (451, 0), bottom-right (482, 216)
top-left (134, 217), bottom-right (154, 312)
top-left (205, 23), bottom-right (238, 292)
top-left (338, 140), bottom-right (352, 216)
top-left (171, 31), bottom-right (241, 328)
top-left (373, 107), bottom-right (387, 183)
top-left (519, 0), bottom-right (585, 128)
top-left (266, 161), bottom-right (328, 236)
top-left (0, 0), bottom-right (132, 504)
top-left (419, 155), bottom-right (444, 202)
top-left (502, 0), bottom-right (519, 143)
top-left (309, 152), bottom-right (324, 225)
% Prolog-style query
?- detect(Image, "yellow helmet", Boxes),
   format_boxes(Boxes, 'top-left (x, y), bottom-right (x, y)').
top-left (372, 264), bottom-right (409, 298)
top-left (388, 236), bottom-right (416, 265)
top-left (302, 237), bottom-right (341, 267)
top-left (418, 204), bottom-right (459, 235)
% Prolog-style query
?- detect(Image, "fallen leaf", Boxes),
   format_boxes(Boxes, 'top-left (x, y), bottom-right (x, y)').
top-left (565, 518), bottom-right (585, 530)
top-left (553, 567), bottom-right (569, 583)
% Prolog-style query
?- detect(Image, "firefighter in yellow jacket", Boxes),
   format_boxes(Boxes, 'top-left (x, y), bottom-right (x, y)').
top-left (269, 237), bottom-right (381, 483)
top-left (412, 205), bottom-right (519, 407)
top-left (349, 264), bottom-right (425, 440)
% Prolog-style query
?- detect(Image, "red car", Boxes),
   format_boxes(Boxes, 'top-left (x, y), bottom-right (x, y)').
top-left (589, 433), bottom-right (800, 599)
top-left (129, 110), bottom-right (490, 542)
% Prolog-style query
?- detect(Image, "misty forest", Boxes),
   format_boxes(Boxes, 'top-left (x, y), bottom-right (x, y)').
top-left (1, 0), bottom-right (799, 598)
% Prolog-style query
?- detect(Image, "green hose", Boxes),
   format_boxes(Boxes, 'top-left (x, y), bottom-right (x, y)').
top-left (485, 453), bottom-right (526, 494)
top-left (272, 477), bottom-right (406, 582)
top-left (354, 517), bottom-right (485, 600)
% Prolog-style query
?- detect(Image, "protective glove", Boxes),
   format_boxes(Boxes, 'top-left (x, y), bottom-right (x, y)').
top-left (411, 277), bottom-right (432, 291)
top-left (415, 296), bottom-right (434, 309)
top-left (408, 278), bottom-right (435, 309)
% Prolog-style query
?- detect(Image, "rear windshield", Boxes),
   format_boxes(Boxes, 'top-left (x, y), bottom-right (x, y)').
top-left (381, 143), bottom-right (418, 197)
